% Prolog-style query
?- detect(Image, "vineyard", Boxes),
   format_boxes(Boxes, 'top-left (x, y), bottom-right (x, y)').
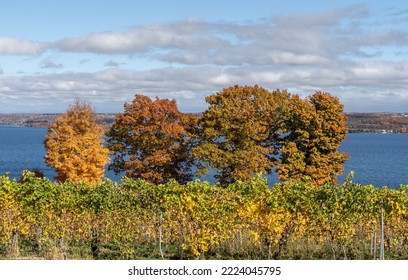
top-left (0, 171), bottom-right (407, 260)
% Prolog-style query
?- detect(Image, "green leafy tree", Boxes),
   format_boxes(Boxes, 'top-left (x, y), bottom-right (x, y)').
top-left (192, 85), bottom-right (289, 185)
top-left (44, 99), bottom-right (110, 184)
top-left (106, 94), bottom-right (194, 184)
top-left (277, 92), bottom-right (349, 186)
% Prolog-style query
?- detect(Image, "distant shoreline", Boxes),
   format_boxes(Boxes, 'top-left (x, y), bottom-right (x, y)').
top-left (2, 112), bottom-right (408, 132)
top-left (0, 113), bottom-right (116, 128)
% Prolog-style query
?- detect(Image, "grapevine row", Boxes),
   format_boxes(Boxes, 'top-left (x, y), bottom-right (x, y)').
top-left (0, 171), bottom-right (406, 259)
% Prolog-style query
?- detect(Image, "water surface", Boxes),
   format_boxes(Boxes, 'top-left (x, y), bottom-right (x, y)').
top-left (1, 126), bottom-right (407, 188)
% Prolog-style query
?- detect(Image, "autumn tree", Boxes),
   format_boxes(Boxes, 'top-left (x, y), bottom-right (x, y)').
top-left (277, 92), bottom-right (349, 186)
top-left (44, 99), bottom-right (110, 184)
top-left (106, 94), bottom-right (194, 185)
top-left (192, 85), bottom-right (290, 185)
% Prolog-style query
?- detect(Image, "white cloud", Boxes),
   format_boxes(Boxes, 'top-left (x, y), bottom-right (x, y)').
top-left (1, 56), bottom-right (408, 113)
top-left (0, 37), bottom-right (46, 55)
top-left (40, 58), bottom-right (63, 69)
top-left (79, 58), bottom-right (91, 64)
top-left (104, 60), bottom-right (125, 67)
top-left (268, 52), bottom-right (329, 65)
top-left (53, 19), bottom-right (231, 55)
top-left (1, 6), bottom-right (406, 65)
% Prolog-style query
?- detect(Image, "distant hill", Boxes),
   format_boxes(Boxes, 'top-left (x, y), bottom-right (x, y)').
top-left (2, 112), bottom-right (408, 133)
top-left (346, 112), bottom-right (408, 133)
top-left (0, 113), bottom-right (116, 129)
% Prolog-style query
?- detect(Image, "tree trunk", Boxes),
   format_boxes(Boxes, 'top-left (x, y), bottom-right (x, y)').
top-left (8, 231), bottom-right (20, 258)
top-left (91, 226), bottom-right (99, 259)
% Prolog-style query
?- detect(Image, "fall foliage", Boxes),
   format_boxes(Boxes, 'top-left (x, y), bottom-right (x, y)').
top-left (42, 86), bottom-right (348, 186)
top-left (5, 86), bottom-right (405, 261)
top-left (190, 86), bottom-right (348, 186)
top-left (44, 99), bottom-right (110, 184)
top-left (191, 85), bottom-right (290, 184)
top-left (277, 92), bottom-right (349, 185)
top-left (1, 172), bottom-right (407, 260)
top-left (106, 94), bottom-right (194, 184)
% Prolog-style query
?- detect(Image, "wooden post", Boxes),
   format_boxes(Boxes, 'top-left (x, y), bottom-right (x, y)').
top-left (380, 199), bottom-right (385, 260)
top-left (159, 207), bottom-right (164, 259)
top-left (374, 232), bottom-right (377, 259)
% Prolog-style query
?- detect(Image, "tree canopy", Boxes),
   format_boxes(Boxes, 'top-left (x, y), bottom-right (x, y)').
top-left (277, 92), bottom-right (349, 185)
top-left (190, 86), bottom-right (348, 186)
top-left (105, 87), bottom-right (348, 187)
top-left (44, 99), bottom-right (110, 184)
top-left (106, 94), bottom-right (194, 185)
top-left (191, 85), bottom-right (290, 185)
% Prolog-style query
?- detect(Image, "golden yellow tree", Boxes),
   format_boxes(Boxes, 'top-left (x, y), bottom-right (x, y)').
top-left (278, 92), bottom-right (348, 186)
top-left (191, 85), bottom-right (290, 185)
top-left (44, 99), bottom-right (110, 184)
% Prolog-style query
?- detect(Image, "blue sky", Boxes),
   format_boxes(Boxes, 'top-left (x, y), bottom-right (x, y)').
top-left (1, 0), bottom-right (408, 113)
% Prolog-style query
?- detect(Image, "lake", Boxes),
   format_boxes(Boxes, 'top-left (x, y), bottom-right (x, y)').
top-left (338, 133), bottom-right (408, 188)
top-left (0, 125), bottom-right (121, 182)
top-left (0, 125), bottom-right (407, 188)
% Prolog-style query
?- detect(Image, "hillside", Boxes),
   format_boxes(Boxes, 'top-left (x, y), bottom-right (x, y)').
top-left (2, 112), bottom-right (408, 133)
top-left (346, 112), bottom-right (408, 133)
top-left (0, 113), bottom-right (116, 128)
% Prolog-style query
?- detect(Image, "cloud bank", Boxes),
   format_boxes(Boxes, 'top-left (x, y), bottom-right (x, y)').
top-left (1, 5), bottom-right (408, 113)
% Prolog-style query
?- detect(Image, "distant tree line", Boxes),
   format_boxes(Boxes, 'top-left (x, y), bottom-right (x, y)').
top-left (44, 85), bottom-right (348, 186)
top-left (347, 112), bottom-right (408, 133)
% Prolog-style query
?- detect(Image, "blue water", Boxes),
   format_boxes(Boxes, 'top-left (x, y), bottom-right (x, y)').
top-left (0, 126), bottom-right (407, 188)
top-left (0, 126), bottom-right (56, 180)
top-left (338, 133), bottom-right (408, 188)
top-left (0, 126), bottom-right (121, 182)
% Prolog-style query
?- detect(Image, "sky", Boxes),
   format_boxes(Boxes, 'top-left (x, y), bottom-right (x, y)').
top-left (1, 0), bottom-right (408, 113)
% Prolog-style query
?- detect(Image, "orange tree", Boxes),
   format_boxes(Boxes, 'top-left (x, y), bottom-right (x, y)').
top-left (106, 94), bottom-right (194, 184)
top-left (277, 92), bottom-right (348, 186)
top-left (44, 99), bottom-right (110, 184)
top-left (192, 85), bottom-right (290, 185)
